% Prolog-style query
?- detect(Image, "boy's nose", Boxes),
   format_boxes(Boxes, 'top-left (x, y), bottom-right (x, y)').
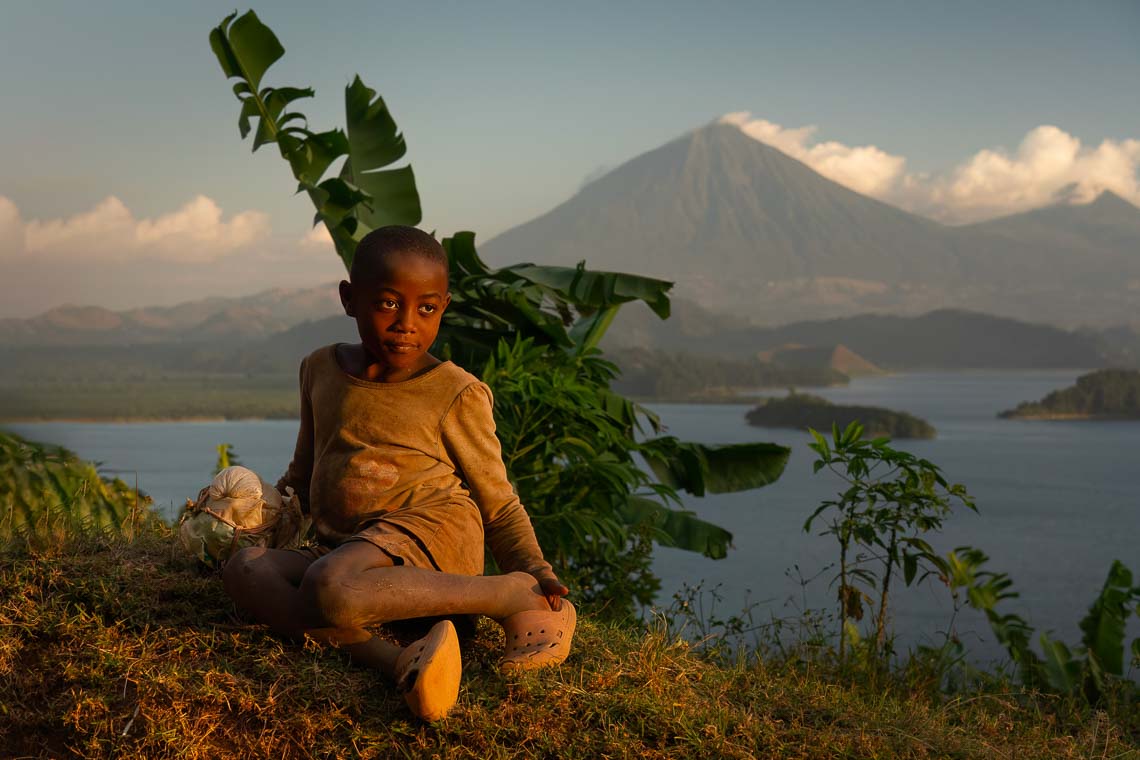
top-left (392, 309), bottom-right (415, 332)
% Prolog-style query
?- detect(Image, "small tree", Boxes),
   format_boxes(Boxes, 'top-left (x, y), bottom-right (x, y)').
top-left (209, 11), bottom-right (790, 616)
top-left (806, 422), bottom-right (975, 661)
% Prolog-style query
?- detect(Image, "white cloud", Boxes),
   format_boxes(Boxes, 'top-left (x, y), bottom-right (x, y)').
top-left (0, 195), bottom-right (348, 318)
top-left (925, 126), bottom-right (1140, 222)
top-left (0, 196), bottom-right (22, 256)
top-left (722, 113), bottom-right (1140, 223)
top-left (301, 223), bottom-right (334, 248)
top-left (720, 112), bottom-right (906, 197)
top-left (8, 194), bottom-right (270, 262)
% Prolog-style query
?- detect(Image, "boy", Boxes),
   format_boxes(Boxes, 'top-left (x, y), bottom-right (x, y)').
top-left (222, 226), bottom-right (574, 721)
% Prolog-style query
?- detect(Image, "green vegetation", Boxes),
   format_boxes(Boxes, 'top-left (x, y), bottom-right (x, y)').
top-left (3, 530), bottom-right (1138, 758)
top-left (999, 368), bottom-right (1140, 419)
top-left (805, 423), bottom-right (974, 660)
top-left (611, 347), bottom-right (847, 401)
top-left (746, 391), bottom-right (936, 439)
top-left (0, 430), bottom-right (153, 542)
top-left (948, 548), bottom-right (1140, 706)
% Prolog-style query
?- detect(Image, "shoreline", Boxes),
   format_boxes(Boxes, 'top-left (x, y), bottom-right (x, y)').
top-left (999, 412), bottom-right (1140, 421)
top-left (1, 415), bottom-right (298, 424)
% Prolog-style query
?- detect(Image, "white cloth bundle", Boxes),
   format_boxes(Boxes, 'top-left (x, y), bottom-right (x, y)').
top-left (178, 466), bottom-right (307, 565)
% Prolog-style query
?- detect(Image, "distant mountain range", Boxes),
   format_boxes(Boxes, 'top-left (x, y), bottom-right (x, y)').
top-left (0, 284), bottom-right (343, 346)
top-left (6, 120), bottom-right (1140, 373)
top-left (482, 123), bottom-right (1140, 328)
top-left (601, 300), bottom-right (1119, 370)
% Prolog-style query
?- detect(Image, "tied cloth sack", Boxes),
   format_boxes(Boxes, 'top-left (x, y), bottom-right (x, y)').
top-left (178, 466), bottom-right (309, 566)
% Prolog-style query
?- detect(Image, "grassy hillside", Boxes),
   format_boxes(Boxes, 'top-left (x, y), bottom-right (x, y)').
top-left (2, 529), bottom-right (1136, 758)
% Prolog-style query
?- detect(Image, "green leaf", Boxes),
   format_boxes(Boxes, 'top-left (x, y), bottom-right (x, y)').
top-left (619, 496), bottom-right (733, 559)
top-left (642, 439), bottom-right (790, 496)
top-left (209, 10), bottom-right (285, 94)
top-left (338, 76), bottom-right (422, 246)
top-left (569, 305), bottom-right (620, 353)
top-left (1039, 634), bottom-right (1081, 693)
top-left (1077, 559), bottom-right (1134, 677)
top-left (507, 263), bottom-right (673, 320)
top-left (903, 551), bottom-right (918, 586)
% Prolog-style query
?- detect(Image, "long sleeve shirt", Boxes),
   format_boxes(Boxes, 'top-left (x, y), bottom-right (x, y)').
top-left (276, 344), bottom-right (552, 578)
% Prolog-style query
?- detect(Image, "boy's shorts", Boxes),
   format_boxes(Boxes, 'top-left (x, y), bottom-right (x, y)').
top-left (290, 501), bottom-right (485, 577)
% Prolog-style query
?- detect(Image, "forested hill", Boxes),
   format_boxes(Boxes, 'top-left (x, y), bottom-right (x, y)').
top-left (746, 392), bottom-right (936, 439)
top-left (603, 302), bottom-right (1114, 370)
top-left (999, 369), bottom-right (1140, 419)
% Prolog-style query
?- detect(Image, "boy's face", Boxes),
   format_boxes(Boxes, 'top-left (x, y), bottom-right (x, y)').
top-left (339, 250), bottom-right (451, 376)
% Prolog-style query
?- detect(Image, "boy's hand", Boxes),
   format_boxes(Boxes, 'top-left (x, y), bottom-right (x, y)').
top-left (534, 572), bottom-right (569, 611)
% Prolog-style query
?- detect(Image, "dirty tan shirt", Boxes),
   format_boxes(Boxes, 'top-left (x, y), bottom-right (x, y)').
top-left (276, 344), bottom-right (552, 577)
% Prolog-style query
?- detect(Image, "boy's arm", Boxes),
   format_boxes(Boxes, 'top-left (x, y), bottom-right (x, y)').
top-left (275, 356), bottom-right (315, 514)
top-left (441, 383), bottom-right (561, 587)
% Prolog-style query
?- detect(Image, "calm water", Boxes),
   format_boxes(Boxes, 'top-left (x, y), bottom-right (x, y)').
top-left (9, 370), bottom-right (1139, 664)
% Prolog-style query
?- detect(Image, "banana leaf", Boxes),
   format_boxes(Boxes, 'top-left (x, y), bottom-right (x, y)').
top-left (1078, 560), bottom-right (1136, 677)
top-left (641, 439), bottom-right (790, 496)
top-left (619, 496), bottom-right (734, 559)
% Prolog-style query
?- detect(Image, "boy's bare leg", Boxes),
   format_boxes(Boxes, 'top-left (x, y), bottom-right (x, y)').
top-left (223, 545), bottom-right (404, 677)
top-left (222, 546), bottom-right (314, 639)
top-left (297, 541), bottom-right (553, 637)
top-left (223, 542), bottom-right (551, 675)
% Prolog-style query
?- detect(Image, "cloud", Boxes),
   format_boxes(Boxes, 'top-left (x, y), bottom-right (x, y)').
top-left (924, 126), bottom-right (1140, 222)
top-left (7, 194), bottom-right (270, 262)
top-left (300, 223), bottom-right (334, 248)
top-left (720, 112), bottom-right (906, 197)
top-left (721, 113), bottom-right (1140, 223)
top-left (0, 195), bottom-right (345, 318)
top-left (0, 196), bottom-right (22, 255)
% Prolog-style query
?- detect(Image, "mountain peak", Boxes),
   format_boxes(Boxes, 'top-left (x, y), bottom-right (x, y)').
top-left (1087, 189), bottom-right (1139, 212)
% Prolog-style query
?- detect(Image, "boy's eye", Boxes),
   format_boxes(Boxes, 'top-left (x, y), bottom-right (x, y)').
top-left (377, 299), bottom-right (398, 310)
top-left (419, 304), bottom-right (437, 315)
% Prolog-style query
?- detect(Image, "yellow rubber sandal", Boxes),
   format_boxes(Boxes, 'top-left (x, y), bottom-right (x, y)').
top-left (394, 619), bottom-right (462, 720)
top-left (500, 599), bottom-right (576, 673)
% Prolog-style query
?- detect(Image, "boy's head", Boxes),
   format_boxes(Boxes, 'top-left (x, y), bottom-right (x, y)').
top-left (339, 226), bottom-right (451, 376)
top-left (349, 225), bottom-right (449, 284)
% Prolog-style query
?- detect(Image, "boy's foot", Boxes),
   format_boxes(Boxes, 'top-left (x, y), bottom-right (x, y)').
top-left (394, 619), bottom-right (462, 721)
top-left (500, 599), bottom-right (576, 673)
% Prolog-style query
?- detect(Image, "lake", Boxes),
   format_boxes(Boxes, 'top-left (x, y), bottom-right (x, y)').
top-left (8, 369), bottom-right (1139, 665)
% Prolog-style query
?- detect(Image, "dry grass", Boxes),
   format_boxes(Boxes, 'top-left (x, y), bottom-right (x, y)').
top-left (2, 530), bottom-right (1138, 759)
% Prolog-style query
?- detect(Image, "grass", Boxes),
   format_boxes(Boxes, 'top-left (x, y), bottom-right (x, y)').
top-left (2, 527), bottom-right (1138, 759)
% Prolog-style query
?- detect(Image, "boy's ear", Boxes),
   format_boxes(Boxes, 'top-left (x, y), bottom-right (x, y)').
top-left (338, 280), bottom-right (355, 317)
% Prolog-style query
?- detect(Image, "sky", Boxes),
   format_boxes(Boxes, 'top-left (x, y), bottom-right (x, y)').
top-left (1, 0), bottom-right (1138, 317)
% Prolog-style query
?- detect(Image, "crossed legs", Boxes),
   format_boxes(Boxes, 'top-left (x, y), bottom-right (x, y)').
top-left (222, 540), bottom-right (551, 678)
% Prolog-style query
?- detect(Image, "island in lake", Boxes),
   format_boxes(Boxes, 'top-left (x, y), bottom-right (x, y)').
top-left (745, 391), bottom-right (936, 439)
top-left (998, 369), bottom-right (1140, 420)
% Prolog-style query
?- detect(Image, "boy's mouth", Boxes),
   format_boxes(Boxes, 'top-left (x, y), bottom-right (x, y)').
top-left (384, 341), bottom-right (418, 354)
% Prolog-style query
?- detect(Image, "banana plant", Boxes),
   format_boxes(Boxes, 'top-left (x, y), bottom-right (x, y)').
top-left (949, 547), bottom-right (1140, 702)
top-left (210, 11), bottom-right (420, 270)
top-left (209, 11), bottom-right (790, 604)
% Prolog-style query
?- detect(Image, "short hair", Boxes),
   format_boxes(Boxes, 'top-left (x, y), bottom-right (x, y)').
top-left (350, 226), bottom-right (449, 283)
